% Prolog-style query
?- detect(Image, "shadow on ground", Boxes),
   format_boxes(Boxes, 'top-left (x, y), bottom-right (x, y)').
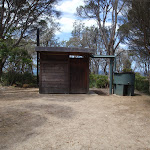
top-left (90, 88), bottom-right (109, 96)
top-left (25, 103), bottom-right (76, 119)
top-left (0, 87), bottom-right (89, 102)
top-left (134, 93), bottom-right (141, 96)
top-left (0, 108), bottom-right (46, 150)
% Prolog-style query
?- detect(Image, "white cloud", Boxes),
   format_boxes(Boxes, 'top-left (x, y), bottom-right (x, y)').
top-left (56, 0), bottom-right (84, 14)
top-left (55, 0), bottom-right (113, 39)
top-left (56, 18), bottom-right (98, 36)
top-left (56, 17), bottom-right (75, 35)
top-left (55, 0), bottom-right (84, 36)
top-left (82, 19), bottom-right (97, 27)
top-left (56, 17), bottom-right (113, 36)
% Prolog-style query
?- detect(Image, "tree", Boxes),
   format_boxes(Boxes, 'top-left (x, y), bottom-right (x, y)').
top-left (64, 21), bottom-right (109, 74)
top-left (0, 0), bottom-right (60, 44)
top-left (5, 48), bottom-right (33, 73)
top-left (0, 0), bottom-right (60, 77)
top-left (0, 38), bottom-right (12, 78)
top-left (77, 0), bottom-right (127, 55)
top-left (129, 1), bottom-right (150, 56)
top-left (40, 19), bottom-right (60, 47)
top-left (119, 0), bottom-right (150, 57)
top-left (119, 0), bottom-right (150, 92)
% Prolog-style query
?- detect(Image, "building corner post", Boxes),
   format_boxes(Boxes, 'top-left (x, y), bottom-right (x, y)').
top-left (109, 58), bottom-right (113, 95)
top-left (37, 28), bottom-right (40, 86)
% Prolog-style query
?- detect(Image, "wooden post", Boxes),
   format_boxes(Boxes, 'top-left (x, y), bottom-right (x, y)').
top-left (37, 28), bottom-right (40, 86)
top-left (109, 58), bottom-right (113, 94)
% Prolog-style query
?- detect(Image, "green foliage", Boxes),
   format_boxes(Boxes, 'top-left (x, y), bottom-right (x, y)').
top-left (0, 38), bottom-right (33, 79)
top-left (77, 0), bottom-right (126, 56)
top-left (89, 73), bottom-right (109, 88)
top-left (7, 47), bottom-right (33, 73)
top-left (122, 59), bottom-right (133, 73)
top-left (122, 68), bottom-right (133, 73)
top-left (0, 40), bottom-right (9, 57)
top-left (89, 74), bottom-right (98, 88)
top-left (0, 45), bottom-right (34, 86)
top-left (65, 21), bottom-right (99, 49)
top-left (135, 73), bottom-right (149, 93)
top-left (96, 75), bottom-right (109, 88)
top-left (119, 1), bottom-right (150, 59)
top-left (1, 71), bottom-right (37, 87)
top-left (0, 0), bottom-right (60, 45)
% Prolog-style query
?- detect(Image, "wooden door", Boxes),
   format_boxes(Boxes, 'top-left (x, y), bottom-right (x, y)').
top-left (70, 58), bottom-right (89, 93)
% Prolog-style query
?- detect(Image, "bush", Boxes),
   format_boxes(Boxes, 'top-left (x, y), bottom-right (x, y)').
top-left (89, 73), bottom-right (108, 88)
top-left (89, 74), bottom-right (98, 88)
top-left (135, 73), bottom-right (149, 93)
top-left (1, 71), bottom-right (37, 87)
top-left (122, 68), bottom-right (133, 73)
top-left (96, 75), bottom-right (109, 88)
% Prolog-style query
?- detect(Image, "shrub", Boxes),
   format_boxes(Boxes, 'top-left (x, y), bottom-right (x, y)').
top-left (122, 68), bottom-right (133, 73)
top-left (96, 75), bottom-right (109, 88)
top-left (135, 73), bottom-right (149, 93)
top-left (89, 73), bottom-right (98, 88)
top-left (89, 73), bottom-right (108, 88)
top-left (1, 71), bottom-right (37, 87)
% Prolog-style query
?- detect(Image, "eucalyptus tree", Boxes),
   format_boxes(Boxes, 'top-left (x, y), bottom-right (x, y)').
top-left (0, 0), bottom-right (60, 77)
top-left (119, 0), bottom-right (150, 68)
top-left (119, 0), bottom-right (150, 92)
top-left (66, 21), bottom-right (108, 74)
top-left (40, 24), bottom-right (60, 47)
top-left (0, 0), bottom-right (60, 44)
top-left (128, 0), bottom-right (150, 56)
top-left (77, 0), bottom-right (128, 55)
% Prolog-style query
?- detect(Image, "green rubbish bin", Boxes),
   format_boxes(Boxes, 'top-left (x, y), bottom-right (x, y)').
top-left (113, 72), bottom-right (135, 96)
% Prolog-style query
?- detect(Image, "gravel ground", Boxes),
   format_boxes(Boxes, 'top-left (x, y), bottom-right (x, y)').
top-left (0, 86), bottom-right (150, 150)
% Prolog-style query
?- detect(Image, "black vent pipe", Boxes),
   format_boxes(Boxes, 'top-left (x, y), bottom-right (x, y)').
top-left (37, 28), bottom-right (39, 86)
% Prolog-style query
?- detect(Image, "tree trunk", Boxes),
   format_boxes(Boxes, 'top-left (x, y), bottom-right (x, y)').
top-left (149, 73), bottom-right (150, 93)
top-left (148, 62), bottom-right (150, 94)
top-left (95, 61), bottom-right (99, 74)
top-left (0, 58), bottom-right (6, 79)
top-left (104, 62), bottom-right (108, 75)
top-left (0, 63), bottom-right (3, 79)
top-left (148, 58), bottom-right (150, 93)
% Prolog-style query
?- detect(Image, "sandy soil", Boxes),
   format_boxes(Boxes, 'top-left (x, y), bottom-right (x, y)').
top-left (0, 86), bottom-right (150, 150)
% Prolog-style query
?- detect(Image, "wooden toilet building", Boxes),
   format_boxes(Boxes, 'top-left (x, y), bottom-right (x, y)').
top-left (35, 47), bottom-right (95, 94)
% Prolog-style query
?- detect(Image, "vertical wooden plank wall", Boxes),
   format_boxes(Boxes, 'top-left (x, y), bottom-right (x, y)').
top-left (39, 52), bottom-right (90, 94)
top-left (39, 52), bottom-right (69, 94)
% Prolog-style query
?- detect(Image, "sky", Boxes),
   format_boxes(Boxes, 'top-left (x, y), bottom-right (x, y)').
top-left (55, 0), bottom-right (97, 41)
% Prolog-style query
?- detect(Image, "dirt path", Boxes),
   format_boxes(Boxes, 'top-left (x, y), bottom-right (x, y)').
top-left (0, 86), bottom-right (150, 150)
